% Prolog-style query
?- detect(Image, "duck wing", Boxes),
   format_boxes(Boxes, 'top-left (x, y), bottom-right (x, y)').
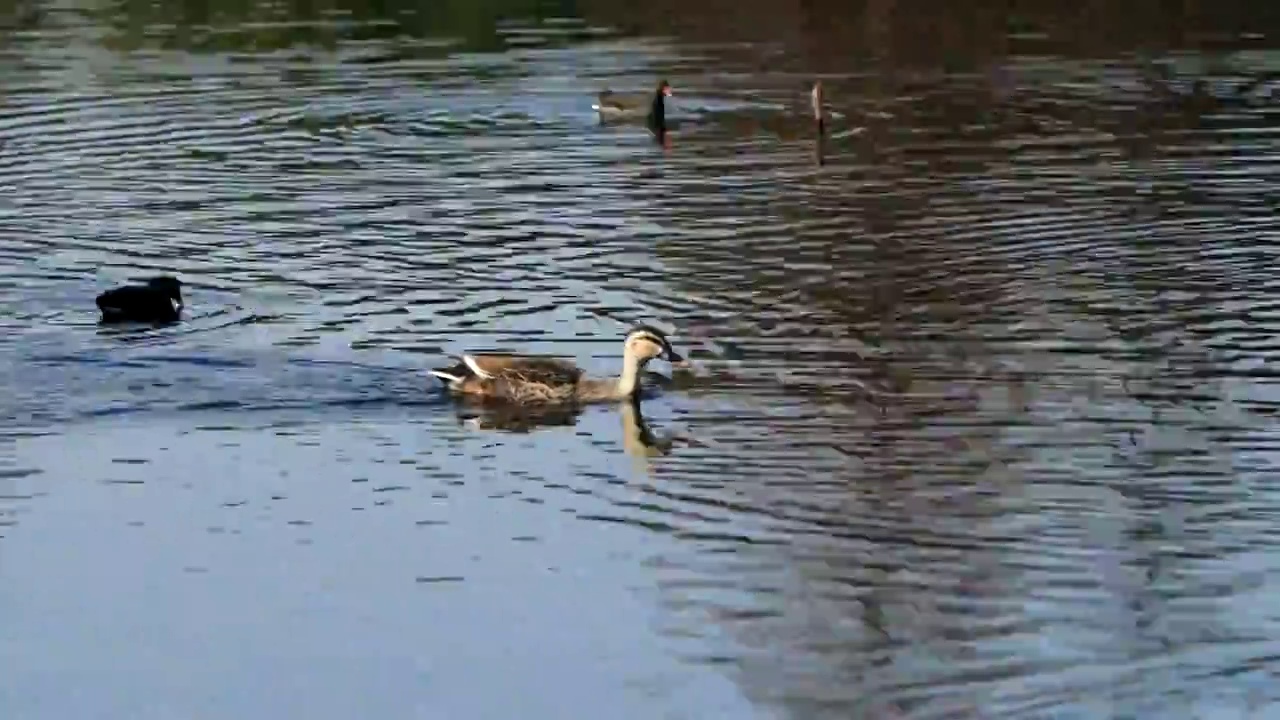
top-left (464, 354), bottom-right (584, 386)
top-left (428, 358), bottom-right (474, 384)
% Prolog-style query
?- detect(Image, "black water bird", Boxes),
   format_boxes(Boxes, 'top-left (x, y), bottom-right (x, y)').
top-left (96, 275), bottom-right (184, 323)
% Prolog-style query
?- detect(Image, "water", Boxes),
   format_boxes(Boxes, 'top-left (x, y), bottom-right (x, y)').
top-left (3, 1), bottom-right (1280, 717)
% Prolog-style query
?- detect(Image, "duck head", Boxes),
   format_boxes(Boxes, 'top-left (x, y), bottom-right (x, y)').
top-left (625, 324), bottom-right (685, 367)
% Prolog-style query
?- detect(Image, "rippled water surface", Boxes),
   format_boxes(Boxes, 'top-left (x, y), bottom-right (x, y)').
top-left (4, 1), bottom-right (1280, 718)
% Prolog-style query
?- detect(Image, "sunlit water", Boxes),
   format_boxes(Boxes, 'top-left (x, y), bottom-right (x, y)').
top-left (3, 2), bottom-right (1280, 718)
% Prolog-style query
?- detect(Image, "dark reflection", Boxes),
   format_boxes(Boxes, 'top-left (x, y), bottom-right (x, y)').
top-left (0, 0), bottom-right (42, 32)
top-left (581, 0), bottom-right (1280, 64)
top-left (451, 398), bottom-right (584, 433)
top-left (54, 0), bottom-right (595, 54)
top-left (452, 395), bottom-right (675, 460)
top-left (569, 3), bottom-right (1280, 718)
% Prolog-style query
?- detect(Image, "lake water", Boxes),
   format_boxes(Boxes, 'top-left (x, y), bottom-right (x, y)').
top-left (3, 1), bottom-right (1280, 718)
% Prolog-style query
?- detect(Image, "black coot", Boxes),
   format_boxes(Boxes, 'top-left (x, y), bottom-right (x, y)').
top-left (96, 275), bottom-right (184, 323)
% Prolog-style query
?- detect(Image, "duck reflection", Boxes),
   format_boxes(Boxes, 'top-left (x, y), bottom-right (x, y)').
top-left (452, 395), bottom-right (681, 464)
top-left (618, 396), bottom-right (671, 458)
top-left (452, 400), bottom-right (581, 433)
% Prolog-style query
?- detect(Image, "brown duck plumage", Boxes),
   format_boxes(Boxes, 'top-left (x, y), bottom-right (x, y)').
top-left (429, 326), bottom-right (684, 404)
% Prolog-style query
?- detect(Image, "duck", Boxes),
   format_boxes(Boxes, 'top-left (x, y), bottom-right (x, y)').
top-left (429, 325), bottom-right (685, 404)
top-left (95, 275), bottom-right (184, 323)
top-left (593, 79), bottom-right (672, 134)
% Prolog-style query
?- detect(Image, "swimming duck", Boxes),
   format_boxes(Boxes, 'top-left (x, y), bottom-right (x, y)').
top-left (429, 325), bottom-right (685, 404)
top-left (593, 79), bottom-right (672, 134)
top-left (96, 275), bottom-right (184, 323)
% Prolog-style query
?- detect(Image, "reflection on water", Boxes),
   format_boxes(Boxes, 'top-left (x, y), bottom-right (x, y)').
top-left (3, 0), bottom-right (1280, 718)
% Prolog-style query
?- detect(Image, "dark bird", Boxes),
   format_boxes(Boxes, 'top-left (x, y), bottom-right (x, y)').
top-left (96, 275), bottom-right (184, 323)
top-left (594, 79), bottom-right (672, 136)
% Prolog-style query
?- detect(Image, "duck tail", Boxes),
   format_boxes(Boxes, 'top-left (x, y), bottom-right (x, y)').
top-left (429, 358), bottom-right (473, 386)
top-left (428, 369), bottom-right (465, 384)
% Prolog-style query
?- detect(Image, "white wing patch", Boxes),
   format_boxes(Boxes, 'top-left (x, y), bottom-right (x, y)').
top-left (463, 355), bottom-right (495, 379)
top-left (428, 369), bottom-right (465, 384)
